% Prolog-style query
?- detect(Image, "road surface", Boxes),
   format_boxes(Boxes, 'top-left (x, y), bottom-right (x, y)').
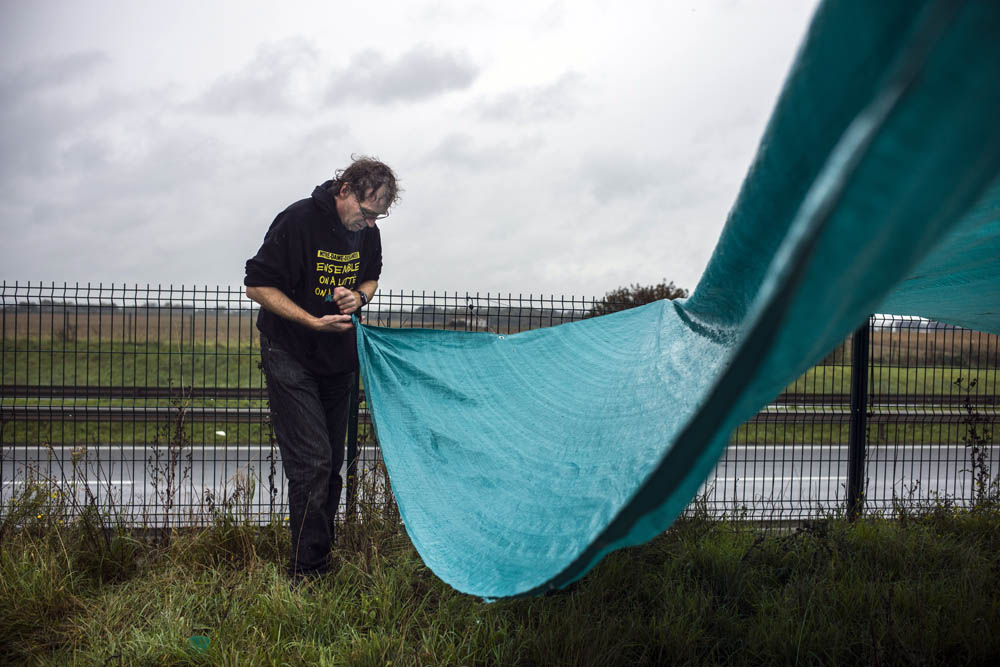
top-left (2, 443), bottom-right (997, 524)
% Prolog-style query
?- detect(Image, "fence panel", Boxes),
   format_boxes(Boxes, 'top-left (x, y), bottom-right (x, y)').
top-left (2, 282), bottom-right (997, 528)
top-left (1, 282), bottom-right (278, 526)
top-left (865, 314), bottom-right (999, 513)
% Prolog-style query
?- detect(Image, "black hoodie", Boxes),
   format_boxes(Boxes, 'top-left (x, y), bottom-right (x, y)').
top-left (244, 181), bottom-right (382, 375)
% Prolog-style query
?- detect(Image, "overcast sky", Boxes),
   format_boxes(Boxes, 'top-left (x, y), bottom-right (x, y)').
top-left (1, 0), bottom-right (819, 299)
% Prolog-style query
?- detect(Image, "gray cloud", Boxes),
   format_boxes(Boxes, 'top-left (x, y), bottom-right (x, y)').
top-left (0, 53), bottom-right (128, 190)
top-left (0, 52), bottom-right (111, 178)
top-left (0, 51), bottom-right (109, 102)
top-left (424, 132), bottom-right (542, 169)
top-left (57, 134), bottom-right (113, 173)
top-left (578, 151), bottom-right (694, 205)
top-left (531, 2), bottom-right (567, 33)
top-left (409, 2), bottom-right (493, 24)
top-left (476, 72), bottom-right (583, 122)
top-left (326, 45), bottom-right (477, 105)
top-left (195, 40), bottom-right (319, 115)
top-left (0, 91), bottom-right (143, 199)
top-left (194, 42), bottom-right (477, 114)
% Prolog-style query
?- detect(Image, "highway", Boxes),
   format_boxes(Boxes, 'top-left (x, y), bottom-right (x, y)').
top-left (1, 444), bottom-right (386, 525)
top-left (2, 443), bottom-right (998, 524)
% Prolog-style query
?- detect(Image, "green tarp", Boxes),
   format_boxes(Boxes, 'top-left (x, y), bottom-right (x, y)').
top-left (356, 0), bottom-right (1000, 599)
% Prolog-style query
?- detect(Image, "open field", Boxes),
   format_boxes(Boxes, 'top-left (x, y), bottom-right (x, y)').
top-left (2, 340), bottom-right (265, 387)
top-left (825, 326), bottom-right (1000, 368)
top-left (5, 308), bottom-right (999, 365)
top-left (3, 309), bottom-right (261, 347)
top-left (3, 338), bottom-right (997, 393)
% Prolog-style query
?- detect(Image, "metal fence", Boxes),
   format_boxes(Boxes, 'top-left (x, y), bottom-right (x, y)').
top-left (1, 281), bottom-right (997, 528)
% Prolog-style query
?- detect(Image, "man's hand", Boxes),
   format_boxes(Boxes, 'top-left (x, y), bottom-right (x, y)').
top-left (332, 286), bottom-right (360, 314)
top-left (310, 313), bottom-right (358, 333)
top-left (246, 284), bottom-right (371, 332)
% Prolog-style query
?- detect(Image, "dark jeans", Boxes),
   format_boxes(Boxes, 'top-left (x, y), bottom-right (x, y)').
top-left (259, 333), bottom-right (354, 577)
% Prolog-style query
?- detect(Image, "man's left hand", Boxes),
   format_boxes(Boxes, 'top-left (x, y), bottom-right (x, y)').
top-left (332, 286), bottom-right (360, 314)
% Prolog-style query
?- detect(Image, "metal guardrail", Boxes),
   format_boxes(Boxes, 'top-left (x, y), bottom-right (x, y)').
top-left (1, 406), bottom-right (271, 423)
top-left (2, 386), bottom-right (994, 426)
top-left (4, 385), bottom-right (996, 405)
top-left (0, 385), bottom-right (368, 425)
top-left (1, 385), bottom-right (266, 400)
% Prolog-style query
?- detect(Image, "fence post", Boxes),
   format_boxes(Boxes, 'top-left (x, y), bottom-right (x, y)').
top-left (847, 316), bottom-right (871, 520)
top-left (345, 371), bottom-right (360, 521)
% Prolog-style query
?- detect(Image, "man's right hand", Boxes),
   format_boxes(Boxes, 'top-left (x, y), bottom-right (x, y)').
top-left (311, 314), bottom-right (358, 333)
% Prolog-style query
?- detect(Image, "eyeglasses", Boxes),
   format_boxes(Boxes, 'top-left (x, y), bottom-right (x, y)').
top-left (359, 205), bottom-right (390, 221)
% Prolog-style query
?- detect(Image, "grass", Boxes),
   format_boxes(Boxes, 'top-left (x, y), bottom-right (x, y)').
top-left (787, 364), bottom-right (1000, 397)
top-left (2, 485), bottom-right (1000, 665)
top-left (2, 339), bottom-right (265, 387)
top-left (6, 418), bottom-right (987, 450)
top-left (6, 338), bottom-right (998, 394)
top-left (4, 338), bottom-right (996, 447)
top-left (731, 419), bottom-right (999, 446)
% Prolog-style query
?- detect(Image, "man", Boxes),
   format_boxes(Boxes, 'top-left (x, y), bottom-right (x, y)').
top-left (244, 156), bottom-right (399, 580)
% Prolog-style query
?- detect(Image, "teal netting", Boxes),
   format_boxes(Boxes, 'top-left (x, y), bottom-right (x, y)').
top-left (356, 0), bottom-right (1000, 599)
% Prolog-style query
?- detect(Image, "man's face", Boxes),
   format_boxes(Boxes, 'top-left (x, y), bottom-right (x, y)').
top-left (337, 184), bottom-right (389, 232)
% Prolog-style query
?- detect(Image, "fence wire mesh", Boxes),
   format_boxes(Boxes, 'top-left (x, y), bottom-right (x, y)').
top-left (2, 282), bottom-right (998, 528)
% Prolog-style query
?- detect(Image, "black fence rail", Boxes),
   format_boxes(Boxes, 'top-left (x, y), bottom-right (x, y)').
top-left (2, 282), bottom-right (998, 527)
